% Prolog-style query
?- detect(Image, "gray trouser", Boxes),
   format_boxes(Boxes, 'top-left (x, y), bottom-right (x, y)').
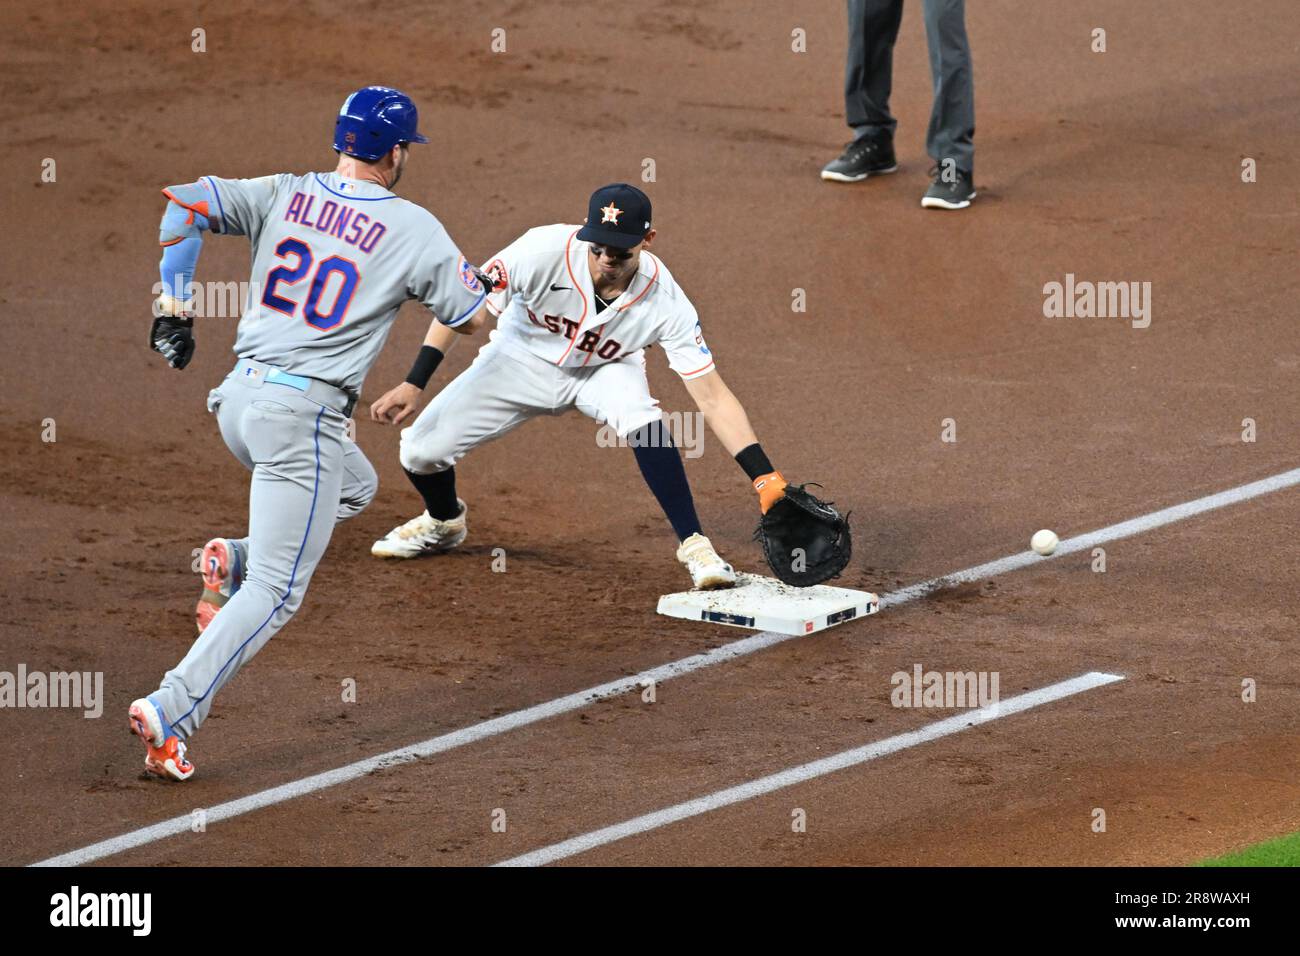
top-left (845, 0), bottom-right (975, 174)
top-left (153, 365), bottom-right (377, 740)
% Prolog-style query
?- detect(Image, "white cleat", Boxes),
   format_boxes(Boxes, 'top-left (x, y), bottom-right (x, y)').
top-left (676, 532), bottom-right (737, 590)
top-left (371, 500), bottom-right (469, 559)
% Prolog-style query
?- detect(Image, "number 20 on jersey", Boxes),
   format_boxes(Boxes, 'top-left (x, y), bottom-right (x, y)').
top-left (261, 237), bottom-right (359, 330)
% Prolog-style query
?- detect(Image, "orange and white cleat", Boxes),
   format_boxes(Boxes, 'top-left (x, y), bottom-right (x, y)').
top-left (128, 697), bottom-right (195, 782)
top-left (196, 537), bottom-right (243, 634)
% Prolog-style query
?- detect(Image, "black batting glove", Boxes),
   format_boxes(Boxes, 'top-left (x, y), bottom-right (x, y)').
top-left (150, 314), bottom-right (196, 370)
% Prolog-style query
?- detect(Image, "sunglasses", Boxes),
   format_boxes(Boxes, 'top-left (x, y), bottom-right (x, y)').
top-left (588, 243), bottom-right (636, 261)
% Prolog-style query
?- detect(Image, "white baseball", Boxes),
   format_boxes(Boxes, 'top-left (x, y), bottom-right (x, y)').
top-left (1031, 529), bottom-right (1059, 556)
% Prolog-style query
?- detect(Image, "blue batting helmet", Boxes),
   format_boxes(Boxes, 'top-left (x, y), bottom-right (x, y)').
top-left (333, 86), bottom-right (429, 161)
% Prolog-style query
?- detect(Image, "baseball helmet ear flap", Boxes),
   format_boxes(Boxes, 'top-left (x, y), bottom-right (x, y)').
top-left (334, 86), bottom-right (429, 162)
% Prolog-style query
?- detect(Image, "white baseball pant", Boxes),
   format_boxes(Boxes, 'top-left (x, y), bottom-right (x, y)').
top-left (400, 333), bottom-right (663, 475)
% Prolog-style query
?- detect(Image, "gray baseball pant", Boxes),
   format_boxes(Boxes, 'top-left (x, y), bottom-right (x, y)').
top-left (152, 362), bottom-right (376, 740)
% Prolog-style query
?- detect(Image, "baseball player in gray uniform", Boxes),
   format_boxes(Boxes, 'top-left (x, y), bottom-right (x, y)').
top-left (129, 86), bottom-right (487, 781)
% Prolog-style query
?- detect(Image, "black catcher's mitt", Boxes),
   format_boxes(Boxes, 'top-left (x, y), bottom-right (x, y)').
top-left (755, 483), bottom-right (851, 587)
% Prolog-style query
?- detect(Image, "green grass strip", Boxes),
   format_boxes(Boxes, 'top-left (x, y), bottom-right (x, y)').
top-left (1198, 830), bottom-right (1300, 867)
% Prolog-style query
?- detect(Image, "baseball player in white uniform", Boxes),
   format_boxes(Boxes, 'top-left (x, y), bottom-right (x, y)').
top-left (368, 184), bottom-right (796, 587)
top-left (129, 87), bottom-right (487, 780)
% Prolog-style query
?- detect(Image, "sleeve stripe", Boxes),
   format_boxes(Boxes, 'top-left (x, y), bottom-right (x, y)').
top-left (446, 289), bottom-right (487, 327)
top-left (678, 359), bottom-right (715, 378)
top-left (202, 176), bottom-right (228, 233)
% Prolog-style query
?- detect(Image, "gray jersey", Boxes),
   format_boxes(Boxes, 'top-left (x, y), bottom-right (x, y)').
top-left (198, 171), bottom-right (484, 393)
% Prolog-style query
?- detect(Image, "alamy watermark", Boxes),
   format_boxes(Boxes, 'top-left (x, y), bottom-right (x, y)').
top-left (596, 411), bottom-right (706, 459)
top-left (153, 279), bottom-right (262, 319)
top-left (891, 664), bottom-right (1000, 709)
top-left (50, 886), bottom-right (151, 936)
top-left (1042, 273), bottom-right (1151, 328)
top-left (0, 665), bottom-right (103, 718)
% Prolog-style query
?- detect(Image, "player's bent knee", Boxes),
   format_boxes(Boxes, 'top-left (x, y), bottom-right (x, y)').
top-left (337, 486), bottom-right (376, 522)
top-left (355, 473), bottom-right (378, 511)
top-left (338, 459), bottom-right (379, 520)
top-left (398, 436), bottom-right (455, 476)
top-left (618, 411), bottom-right (666, 443)
top-left (244, 571), bottom-right (311, 618)
top-left (237, 573), bottom-right (292, 607)
top-left (280, 587), bottom-right (309, 618)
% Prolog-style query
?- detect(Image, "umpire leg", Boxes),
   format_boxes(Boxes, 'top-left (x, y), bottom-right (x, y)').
top-left (845, 0), bottom-right (906, 142)
top-left (922, 0), bottom-right (975, 175)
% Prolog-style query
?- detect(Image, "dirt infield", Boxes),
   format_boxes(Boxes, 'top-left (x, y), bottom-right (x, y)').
top-left (2, 0), bottom-right (1297, 866)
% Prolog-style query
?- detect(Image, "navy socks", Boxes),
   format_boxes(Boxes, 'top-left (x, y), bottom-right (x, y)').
top-left (629, 420), bottom-right (702, 542)
top-left (407, 421), bottom-right (701, 537)
top-left (405, 467), bottom-right (461, 520)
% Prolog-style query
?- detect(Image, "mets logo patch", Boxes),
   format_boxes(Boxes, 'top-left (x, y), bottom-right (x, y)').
top-left (458, 256), bottom-right (483, 293)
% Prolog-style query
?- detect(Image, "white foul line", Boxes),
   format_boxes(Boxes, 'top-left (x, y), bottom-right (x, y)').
top-left (31, 466), bottom-right (1300, 867)
top-left (878, 466), bottom-right (1300, 609)
top-left (495, 671), bottom-right (1125, 866)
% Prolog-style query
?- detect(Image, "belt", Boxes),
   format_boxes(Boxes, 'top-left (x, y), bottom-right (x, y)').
top-left (232, 359), bottom-right (357, 417)
top-left (266, 368), bottom-right (313, 391)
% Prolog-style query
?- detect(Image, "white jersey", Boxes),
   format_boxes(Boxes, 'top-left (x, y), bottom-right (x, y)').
top-left (482, 224), bottom-right (716, 380)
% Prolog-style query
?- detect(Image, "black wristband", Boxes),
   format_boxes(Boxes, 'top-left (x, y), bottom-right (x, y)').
top-left (405, 345), bottom-right (445, 389)
top-left (734, 443), bottom-right (775, 481)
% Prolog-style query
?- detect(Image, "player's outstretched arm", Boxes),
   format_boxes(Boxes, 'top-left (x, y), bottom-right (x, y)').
top-left (683, 369), bottom-right (788, 513)
top-left (685, 370), bottom-right (850, 585)
top-left (683, 369), bottom-right (757, 454)
top-left (370, 310), bottom-right (484, 425)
